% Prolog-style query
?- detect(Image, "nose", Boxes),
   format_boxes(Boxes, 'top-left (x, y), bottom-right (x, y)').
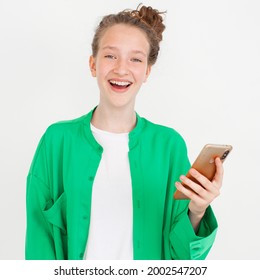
top-left (113, 58), bottom-right (129, 76)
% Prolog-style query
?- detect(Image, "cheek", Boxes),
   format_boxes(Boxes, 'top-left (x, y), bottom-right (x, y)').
top-left (96, 62), bottom-right (113, 77)
top-left (136, 68), bottom-right (149, 82)
top-left (95, 68), bottom-right (107, 80)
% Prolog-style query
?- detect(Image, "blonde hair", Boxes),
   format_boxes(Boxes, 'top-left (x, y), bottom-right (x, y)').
top-left (91, 4), bottom-right (166, 65)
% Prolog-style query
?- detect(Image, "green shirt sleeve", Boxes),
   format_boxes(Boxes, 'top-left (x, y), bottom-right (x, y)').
top-left (164, 132), bottom-right (218, 260)
top-left (169, 205), bottom-right (218, 259)
top-left (25, 134), bottom-right (57, 260)
top-left (26, 174), bottom-right (56, 259)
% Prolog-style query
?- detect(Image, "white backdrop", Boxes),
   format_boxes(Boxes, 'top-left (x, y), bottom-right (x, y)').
top-left (0, 0), bottom-right (259, 259)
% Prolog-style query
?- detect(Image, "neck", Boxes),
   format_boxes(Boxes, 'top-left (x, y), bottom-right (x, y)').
top-left (91, 104), bottom-right (136, 133)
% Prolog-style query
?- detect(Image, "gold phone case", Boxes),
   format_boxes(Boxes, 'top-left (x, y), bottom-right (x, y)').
top-left (174, 144), bottom-right (233, 200)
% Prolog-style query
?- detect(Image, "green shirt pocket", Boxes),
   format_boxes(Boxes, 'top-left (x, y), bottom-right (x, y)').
top-left (43, 192), bottom-right (67, 235)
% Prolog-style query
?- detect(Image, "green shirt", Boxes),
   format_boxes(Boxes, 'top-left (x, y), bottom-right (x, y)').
top-left (26, 108), bottom-right (218, 260)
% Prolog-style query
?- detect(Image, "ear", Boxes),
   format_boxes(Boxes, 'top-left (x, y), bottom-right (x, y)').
top-left (143, 64), bottom-right (152, 83)
top-left (89, 55), bottom-right (97, 77)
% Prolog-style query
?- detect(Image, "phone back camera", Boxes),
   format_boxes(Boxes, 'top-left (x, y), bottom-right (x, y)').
top-left (221, 150), bottom-right (230, 160)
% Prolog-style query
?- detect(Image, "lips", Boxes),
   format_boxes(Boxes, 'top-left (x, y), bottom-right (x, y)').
top-left (109, 79), bottom-right (132, 90)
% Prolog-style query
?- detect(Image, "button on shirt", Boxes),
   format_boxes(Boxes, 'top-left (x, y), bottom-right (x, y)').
top-left (84, 124), bottom-right (133, 260)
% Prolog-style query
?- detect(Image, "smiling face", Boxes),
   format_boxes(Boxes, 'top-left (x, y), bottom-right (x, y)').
top-left (89, 24), bottom-right (151, 110)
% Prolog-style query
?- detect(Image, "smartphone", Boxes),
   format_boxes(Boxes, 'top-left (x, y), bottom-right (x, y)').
top-left (174, 144), bottom-right (233, 200)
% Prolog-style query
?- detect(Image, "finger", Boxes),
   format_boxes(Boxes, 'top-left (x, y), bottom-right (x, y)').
top-left (212, 157), bottom-right (224, 188)
top-left (188, 168), bottom-right (213, 191)
top-left (185, 169), bottom-right (220, 198)
top-left (175, 181), bottom-right (205, 202)
top-left (179, 175), bottom-right (209, 198)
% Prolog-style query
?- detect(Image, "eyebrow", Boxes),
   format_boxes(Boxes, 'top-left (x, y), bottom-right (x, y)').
top-left (102, 46), bottom-right (147, 57)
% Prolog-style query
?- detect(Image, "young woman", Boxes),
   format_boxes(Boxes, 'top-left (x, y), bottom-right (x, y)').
top-left (26, 4), bottom-right (223, 260)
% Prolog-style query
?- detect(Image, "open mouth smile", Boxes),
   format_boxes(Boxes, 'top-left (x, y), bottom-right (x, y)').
top-left (109, 80), bottom-right (132, 90)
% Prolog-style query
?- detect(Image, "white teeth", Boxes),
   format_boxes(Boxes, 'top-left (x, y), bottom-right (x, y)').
top-left (110, 80), bottom-right (131, 86)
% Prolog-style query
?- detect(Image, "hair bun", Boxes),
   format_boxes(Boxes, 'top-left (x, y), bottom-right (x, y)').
top-left (130, 4), bottom-right (166, 42)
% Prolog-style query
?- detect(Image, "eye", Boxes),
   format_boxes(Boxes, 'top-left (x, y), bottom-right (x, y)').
top-left (131, 58), bottom-right (142, 63)
top-left (105, 54), bottom-right (116, 60)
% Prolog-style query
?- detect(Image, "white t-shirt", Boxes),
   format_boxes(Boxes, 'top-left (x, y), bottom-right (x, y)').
top-left (84, 124), bottom-right (133, 260)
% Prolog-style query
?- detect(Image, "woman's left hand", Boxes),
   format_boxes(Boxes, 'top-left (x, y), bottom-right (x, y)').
top-left (175, 157), bottom-right (224, 217)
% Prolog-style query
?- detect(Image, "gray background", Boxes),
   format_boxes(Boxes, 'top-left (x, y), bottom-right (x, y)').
top-left (0, 0), bottom-right (259, 259)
